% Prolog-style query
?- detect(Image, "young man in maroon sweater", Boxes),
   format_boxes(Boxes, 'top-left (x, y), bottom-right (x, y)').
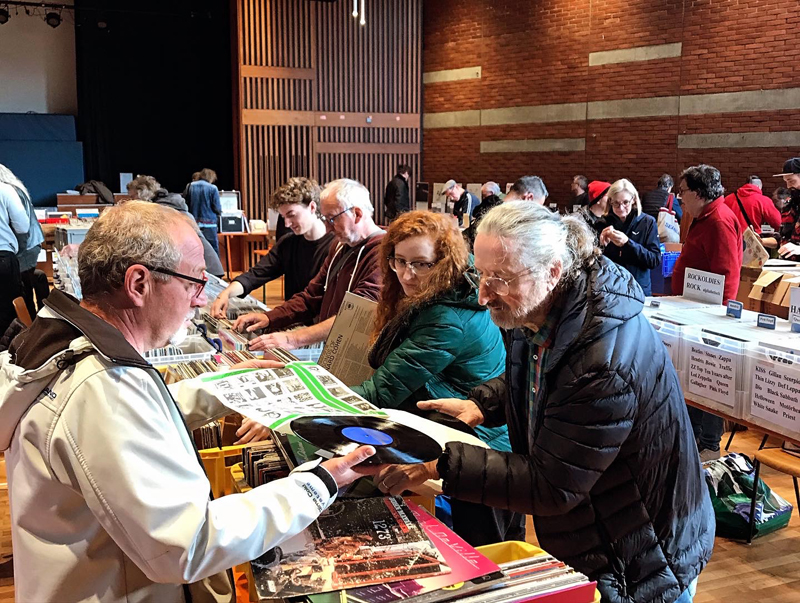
top-left (672, 164), bottom-right (743, 461)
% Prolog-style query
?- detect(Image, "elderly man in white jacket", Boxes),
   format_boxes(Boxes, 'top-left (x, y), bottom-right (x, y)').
top-left (0, 201), bottom-right (374, 603)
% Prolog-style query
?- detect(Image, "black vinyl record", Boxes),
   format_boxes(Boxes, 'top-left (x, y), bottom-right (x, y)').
top-left (290, 415), bottom-right (442, 465)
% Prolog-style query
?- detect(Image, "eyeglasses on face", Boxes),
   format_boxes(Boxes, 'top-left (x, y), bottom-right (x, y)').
top-left (388, 256), bottom-right (437, 276)
top-left (141, 265), bottom-right (207, 298)
top-left (611, 198), bottom-right (633, 209)
top-left (464, 266), bottom-right (536, 296)
top-left (324, 206), bottom-right (353, 225)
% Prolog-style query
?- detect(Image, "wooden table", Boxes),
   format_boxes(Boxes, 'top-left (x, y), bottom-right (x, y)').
top-left (218, 232), bottom-right (273, 280)
top-left (685, 396), bottom-right (800, 448)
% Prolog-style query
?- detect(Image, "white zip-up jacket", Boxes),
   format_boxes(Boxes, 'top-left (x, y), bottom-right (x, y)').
top-left (0, 290), bottom-right (337, 602)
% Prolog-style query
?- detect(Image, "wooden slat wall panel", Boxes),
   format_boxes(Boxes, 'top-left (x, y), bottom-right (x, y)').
top-left (235, 0), bottom-right (422, 223)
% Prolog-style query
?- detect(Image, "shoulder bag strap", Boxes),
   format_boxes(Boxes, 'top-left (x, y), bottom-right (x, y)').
top-left (734, 191), bottom-right (756, 230)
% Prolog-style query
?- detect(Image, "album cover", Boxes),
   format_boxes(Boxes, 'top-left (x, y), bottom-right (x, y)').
top-left (251, 497), bottom-right (449, 599)
top-left (303, 502), bottom-right (499, 603)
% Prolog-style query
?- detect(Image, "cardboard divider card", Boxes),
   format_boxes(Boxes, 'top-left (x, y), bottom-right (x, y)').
top-left (751, 358), bottom-right (800, 432)
top-left (687, 342), bottom-right (737, 407)
top-left (683, 268), bottom-right (725, 305)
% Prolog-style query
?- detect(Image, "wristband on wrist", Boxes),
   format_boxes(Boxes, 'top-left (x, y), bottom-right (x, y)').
top-left (291, 459), bottom-right (338, 498)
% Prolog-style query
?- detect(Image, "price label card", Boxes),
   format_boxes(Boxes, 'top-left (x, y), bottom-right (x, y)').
top-left (757, 314), bottom-right (777, 329)
top-left (687, 343), bottom-right (736, 407)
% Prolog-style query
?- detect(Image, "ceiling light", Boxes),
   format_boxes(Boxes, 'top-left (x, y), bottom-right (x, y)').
top-left (45, 11), bottom-right (61, 28)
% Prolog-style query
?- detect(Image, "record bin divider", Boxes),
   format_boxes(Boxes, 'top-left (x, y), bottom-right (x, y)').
top-left (198, 445), bottom-right (249, 499)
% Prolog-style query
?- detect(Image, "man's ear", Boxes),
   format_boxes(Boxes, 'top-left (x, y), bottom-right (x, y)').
top-left (548, 261), bottom-right (563, 292)
top-left (352, 206), bottom-right (364, 223)
top-left (123, 265), bottom-right (151, 308)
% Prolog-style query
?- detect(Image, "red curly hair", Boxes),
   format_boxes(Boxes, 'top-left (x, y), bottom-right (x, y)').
top-left (372, 211), bottom-right (470, 340)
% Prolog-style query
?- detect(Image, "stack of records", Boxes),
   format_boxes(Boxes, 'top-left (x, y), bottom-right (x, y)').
top-left (216, 349), bottom-right (260, 366)
top-left (242, 439), bottom-right (291, 487)
top-left (164, 359), bottom-right (221, 382)
top-left (193, 420), bottom-right (223, 449)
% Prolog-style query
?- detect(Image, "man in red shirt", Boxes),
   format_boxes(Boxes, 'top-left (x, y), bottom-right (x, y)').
top-left (672, 164), bottom-right (743, 461)
top-left (723, 175), bottom-right (781, 235)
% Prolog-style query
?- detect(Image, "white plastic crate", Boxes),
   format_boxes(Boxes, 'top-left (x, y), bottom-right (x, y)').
top-left (743, 344), bottom-right (800, 439)
top-left (145, 336), bottom-right (216, 366)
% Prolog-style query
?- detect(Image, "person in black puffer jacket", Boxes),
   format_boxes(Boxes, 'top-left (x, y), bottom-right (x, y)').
top-left (368, 201), bottom-right (715, 603)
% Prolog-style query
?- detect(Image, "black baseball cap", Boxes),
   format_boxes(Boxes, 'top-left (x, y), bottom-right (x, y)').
top-left (774, 158), bottom-right (800, 177)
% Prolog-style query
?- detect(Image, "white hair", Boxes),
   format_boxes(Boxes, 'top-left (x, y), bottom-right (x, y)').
top-left (606, 178), bottom-right (642, 216)
top-left (0, 164), bottom-right (30, 200)
top-left (481, 181), bottom-right (501, 198)
top-left (477, 200), bottom-right (597, 282)
top-left (321, 178), bottom-right (374, 217)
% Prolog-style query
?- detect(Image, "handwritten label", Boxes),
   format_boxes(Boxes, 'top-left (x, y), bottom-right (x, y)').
top-left (687, 344), bottom-right (736, 407)
top-left (658, 331), bottom-right (680, 367)
top-left (726, 300), bottom-right (743, 319)
top-left (751, 360), bottom-right (800, 432)
top-left (791, 287), bottom-right (800, 333)
top-left (684, 268), bottom-right (725, 305)
top-left (757, 314), bottom-right (777, 329)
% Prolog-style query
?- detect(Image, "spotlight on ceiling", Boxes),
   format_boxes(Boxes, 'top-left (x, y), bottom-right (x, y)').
top-left (45, 11), bottom-right (61, 28)
top-left (0, 8), bottom-right (9, 25)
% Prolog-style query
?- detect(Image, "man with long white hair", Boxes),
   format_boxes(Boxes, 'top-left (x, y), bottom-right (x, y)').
top-left (367, 201), bottom-right (715, 603)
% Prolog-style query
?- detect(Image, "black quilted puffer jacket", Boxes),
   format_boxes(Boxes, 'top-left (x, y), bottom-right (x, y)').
top-left (437, 256), bottom-right (715, 603)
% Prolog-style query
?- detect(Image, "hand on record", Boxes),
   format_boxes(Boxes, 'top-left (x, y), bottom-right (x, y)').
top-left (416, 398), bottom-right (484, 428)
top-left (778, 242), bottom-right (800, 258)
top-left (233, 312), bottom-right (270, 333)
top-left (229, 359), bottom-right (284, 370)
top-left (249, 331), bottom-right (296, 352)
top-left (360, 461), bottom-right (439, 496)
top-left (321, 446), bottom-right (377, 488)
top-left (234, 417), bottom-right (271, 445)
top-left (210, 293), bottom-right (230, 319)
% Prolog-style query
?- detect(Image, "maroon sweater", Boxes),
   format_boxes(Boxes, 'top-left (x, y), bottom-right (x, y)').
top-left (672, 197), bottom-right (743, 304)
top-left (265, 232), bottom-right (385, 330)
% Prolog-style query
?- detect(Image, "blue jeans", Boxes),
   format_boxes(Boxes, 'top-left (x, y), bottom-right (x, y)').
top-left (674, 578), bottom-right (698, 603)
top-left (688, 406), bottom-right (724, 452)
top-left (199, 225), bottom-right (220, 256)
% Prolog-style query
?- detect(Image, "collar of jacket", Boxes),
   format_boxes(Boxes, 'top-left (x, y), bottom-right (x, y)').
top-left (14, 289), bottom-right (151, 371)
top-left (695, 196), bottom-right (725, 222)
top-left (541, 256), bottom-right (645, 372)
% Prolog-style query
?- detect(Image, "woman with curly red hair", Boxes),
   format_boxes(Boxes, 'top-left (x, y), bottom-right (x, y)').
top-left (351, 211), bottom-right (522, 545)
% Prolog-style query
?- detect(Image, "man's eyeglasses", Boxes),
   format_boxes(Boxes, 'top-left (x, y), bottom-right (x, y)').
top-left (324, 206), bottom-right (353, 225)
top-left (142, 265), bottom-right (207, 298)
top-left (388, 257), bottom-right (437, 276)
top-left (464, 266), bottom-right (536, 296)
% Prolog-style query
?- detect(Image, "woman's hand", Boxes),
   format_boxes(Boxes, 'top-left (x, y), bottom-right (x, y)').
top-left (779, 242), bottom-right (800, 258)
top-left (358, 461), bottom-right (439, 496)
top-left (233, 312), bottom-right (270, 333)
top-left (416, 398), bottom-right (484, 427)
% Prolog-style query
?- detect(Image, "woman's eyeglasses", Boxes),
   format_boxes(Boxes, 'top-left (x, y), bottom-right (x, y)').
top-left (388, 257), bottom-right (437, 276)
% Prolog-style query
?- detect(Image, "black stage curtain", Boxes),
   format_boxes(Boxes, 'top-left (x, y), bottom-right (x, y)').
top-left (74, 0), bottom-right (234, 194)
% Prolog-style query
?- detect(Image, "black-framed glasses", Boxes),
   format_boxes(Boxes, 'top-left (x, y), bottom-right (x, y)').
top-left (464, 266), bottom-right (536, 296)
top-left (142, 265), bottom-right (207, 298)
top-left (388, 256), bottom-right (437, 276)
top-left (324, 206), bottom-right (353, 225)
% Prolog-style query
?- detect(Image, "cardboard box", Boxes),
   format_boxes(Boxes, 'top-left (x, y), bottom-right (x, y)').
top-left (738, 265), bottom-right (763, 311)
top-left (749, 272), bottom-right (800, 319)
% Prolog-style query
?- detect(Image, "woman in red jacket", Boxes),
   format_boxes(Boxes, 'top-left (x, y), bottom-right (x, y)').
top-left (672, 164), bottom-right (743, 461)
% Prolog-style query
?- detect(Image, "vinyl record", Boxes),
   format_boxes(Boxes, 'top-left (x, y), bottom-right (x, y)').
top-left (290, 415), bottom-right (442, 465)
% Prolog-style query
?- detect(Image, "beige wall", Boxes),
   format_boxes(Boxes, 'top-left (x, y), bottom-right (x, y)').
top-left (0, 5), bottom-right (77, 115)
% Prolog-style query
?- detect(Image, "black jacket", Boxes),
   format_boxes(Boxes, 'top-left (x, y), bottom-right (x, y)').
top-left (602, 212), bottom-right (661, 296)
top-left (384, 174), bottom-right (410, 220)
top-left (642, 189), bottom-right (683, 222)
top-left (438, 257), bottom-right (715, 603)
top-left (463, 194), bottom-right (503, 249)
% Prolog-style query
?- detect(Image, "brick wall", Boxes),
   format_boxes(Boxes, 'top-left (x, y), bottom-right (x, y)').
top-left (422, 0), bottom-right (800, 208)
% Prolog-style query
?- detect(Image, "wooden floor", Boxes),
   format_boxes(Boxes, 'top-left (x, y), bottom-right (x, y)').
top-left (1, 279), bottom-right (799, 601)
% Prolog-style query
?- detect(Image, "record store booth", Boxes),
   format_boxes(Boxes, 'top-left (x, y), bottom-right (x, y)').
top-left (2, 1), bottom-right (800, 602)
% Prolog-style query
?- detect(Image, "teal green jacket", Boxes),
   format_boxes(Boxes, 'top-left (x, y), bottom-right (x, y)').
top-left (351, 283), bottom-right (510, 451)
